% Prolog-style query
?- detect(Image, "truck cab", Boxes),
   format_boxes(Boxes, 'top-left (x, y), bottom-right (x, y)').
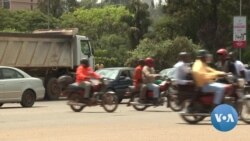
top-left (75, 35), bottom-right (94, 69)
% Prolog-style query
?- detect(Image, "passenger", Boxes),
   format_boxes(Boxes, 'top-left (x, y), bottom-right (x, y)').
top-left (192, 50), bottom-right (227, 106)
top-left (133, 59), bottom-right (146, 101)
top-left (215, 48), bottom-right (229, 72)
top-left (228, 51), bottom-right (245, 78)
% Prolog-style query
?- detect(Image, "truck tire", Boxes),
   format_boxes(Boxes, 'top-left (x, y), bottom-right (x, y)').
top-left (46, 77), bottom-right (61, 100)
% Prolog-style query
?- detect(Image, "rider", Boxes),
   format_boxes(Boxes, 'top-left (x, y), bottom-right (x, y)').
top-left (228, 51), bottom-right (245, 78)
top-left (173, 52), bottom-right (192, 85)
top-left (76, 58), bottom-right (101, 99)
top-left (192, 50), bottom-right (227, 107)
top-left (142, 57), bottom-right (160, 104)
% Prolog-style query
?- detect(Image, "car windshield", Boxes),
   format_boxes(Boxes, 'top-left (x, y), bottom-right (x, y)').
top-left (159, 68), bottom-right (176, 79)
top-left (96, 69), bottom-right (119, 80)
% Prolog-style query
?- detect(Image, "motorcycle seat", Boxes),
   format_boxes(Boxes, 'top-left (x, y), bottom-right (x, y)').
top-left (68, 83), bottom-right (85, 91)
top-left (177, 84), bottom-right (195, 92)
top-left (196, 88), bottom-right (214, 96)
top-left (129, 84), bottom-right (147, 92)
top-left (129, 86), bottom-right (137, 93)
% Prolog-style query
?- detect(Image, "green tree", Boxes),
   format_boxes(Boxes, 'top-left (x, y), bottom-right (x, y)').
top-left (0, 9), bottom-right (57, 32)
top-left (38, 0), bottom-right (65, 18)
top-left (161, 0), bottom-right (250, 54)
top-left (121, 0), bottom-right (151, 49)
top-left (0, 8), bottom-right (12, 31)
top-left (60, 5), bottom-right (132, 67)
top-left (126, 36), bottom-right (200, 70)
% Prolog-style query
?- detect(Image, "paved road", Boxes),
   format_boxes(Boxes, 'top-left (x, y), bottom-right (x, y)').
top-left (0, 101), bottom-right (249, 141)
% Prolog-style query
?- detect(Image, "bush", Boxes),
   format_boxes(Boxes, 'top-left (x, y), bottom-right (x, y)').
top-left (126, 36), bottom-right (200, 71)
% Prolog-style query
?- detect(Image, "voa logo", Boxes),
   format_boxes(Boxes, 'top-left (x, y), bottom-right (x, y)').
top-left (214, 113), bottom-right (235, 123)
top-left (211, 104), bottom-right (238, 132)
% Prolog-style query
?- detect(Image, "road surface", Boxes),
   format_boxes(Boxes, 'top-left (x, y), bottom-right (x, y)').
top-left (0, 101), bottom-right (249, 141)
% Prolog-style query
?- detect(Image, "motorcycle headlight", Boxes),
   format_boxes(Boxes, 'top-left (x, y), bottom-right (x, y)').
top-left (238, 78), bottom-right (245, 88)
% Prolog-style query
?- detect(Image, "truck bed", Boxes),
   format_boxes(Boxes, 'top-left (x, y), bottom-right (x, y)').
top-left (0, 32), bottom-right (73, 68)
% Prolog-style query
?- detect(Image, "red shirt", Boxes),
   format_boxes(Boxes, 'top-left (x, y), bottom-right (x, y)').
top-left (76, 65), bottom-right (100, 83)
top-left (133, 65), bottom-right (143, 89)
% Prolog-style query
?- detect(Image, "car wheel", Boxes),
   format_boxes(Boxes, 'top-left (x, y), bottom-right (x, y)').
top-left (0, 103), bottom-right (3, 107)
top-left (20, 90), bottom-right (36, 107)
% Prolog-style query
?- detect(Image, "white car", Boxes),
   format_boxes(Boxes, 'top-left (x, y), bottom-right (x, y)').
top-left (0, 66), bottom-right (45, 107)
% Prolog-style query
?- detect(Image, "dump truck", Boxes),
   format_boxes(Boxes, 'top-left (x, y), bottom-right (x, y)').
top-left (0, 28), bottom-right (95, 100)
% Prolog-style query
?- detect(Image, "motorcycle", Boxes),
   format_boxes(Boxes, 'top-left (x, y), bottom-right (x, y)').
top-left (58, 76), bottom-right (119, 113)
top-left (127, 76), bottom-right (184, 111)
top-left (177, 74), bottom-right (250, 124)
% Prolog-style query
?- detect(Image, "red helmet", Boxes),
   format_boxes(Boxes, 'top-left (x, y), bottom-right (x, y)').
top-left (145, 57), bottom-right (154, 66)
top-left (216, 48), bottom-right (228, 56)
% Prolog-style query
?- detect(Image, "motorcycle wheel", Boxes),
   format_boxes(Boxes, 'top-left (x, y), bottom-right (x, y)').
top-left (102, 92), bottom-right (119, 113)
top-left (131, 94), bottom-right (148, 111)
top-left (69, 93), bottom-right (85, 112)
top-left (180, 115), bottom-right (206, 124)
top-left (240, 100), bottom-right (250, 124)
top-left (169, 94), bottom-right (184, 112)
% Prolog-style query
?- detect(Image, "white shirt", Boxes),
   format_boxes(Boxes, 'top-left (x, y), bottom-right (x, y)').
top-left (234, 60), bottom-right (245, 77)
top-left (173, 61), bottom-right (191, 85)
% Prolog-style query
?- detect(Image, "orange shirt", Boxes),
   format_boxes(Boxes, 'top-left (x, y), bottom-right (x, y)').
top-left (133, 65), bottom-right (143, 88)
top-left (76, 65), bottom-right (100, 83)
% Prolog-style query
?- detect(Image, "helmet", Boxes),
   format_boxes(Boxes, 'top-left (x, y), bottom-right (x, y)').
top-left (179, 52), bottom-right (188, 58)
top-left (80, 58), bottom-right (89, 66)
top-left (197, 49), bottom-right (208, 58)
top-left (216, 48), bottom-right (228, 56)
top-left (179, 52), bottom-right (188, 56)
top-left (145, 57), bottom-right (154, 66)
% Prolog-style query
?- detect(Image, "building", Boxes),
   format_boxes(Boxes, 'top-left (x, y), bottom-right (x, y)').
top-left (0, 0), bottom-right (38, 10)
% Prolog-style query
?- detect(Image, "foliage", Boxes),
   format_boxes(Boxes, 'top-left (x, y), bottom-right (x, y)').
top-left (160, 0), bottom-right (250, 54)
top-left (121, 0), bottom-right (151, 49)
top-left (3, 0), bottom-right (250, 67)
top-left (60, 5), bottom-right (131, 67)
top-left (60, 5), bottom-right (130, 40)
top-left (37, 0), bottom-right (64, 18)
top-left (0, 9), bottom-right (57, 32)
top-left (94, 34), bottom-right (130, 67)
top-left (126, 36), bottom-right (200, 70)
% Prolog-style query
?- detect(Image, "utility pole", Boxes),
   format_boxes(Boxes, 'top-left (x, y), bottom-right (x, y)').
top-left (239, 0), bottom-right (242, 60)
top-left (47, 0), bottom-right (50, 29)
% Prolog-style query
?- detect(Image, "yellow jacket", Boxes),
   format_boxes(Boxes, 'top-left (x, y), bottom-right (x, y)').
top-left (192, 59), bottom-right (225, 87)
